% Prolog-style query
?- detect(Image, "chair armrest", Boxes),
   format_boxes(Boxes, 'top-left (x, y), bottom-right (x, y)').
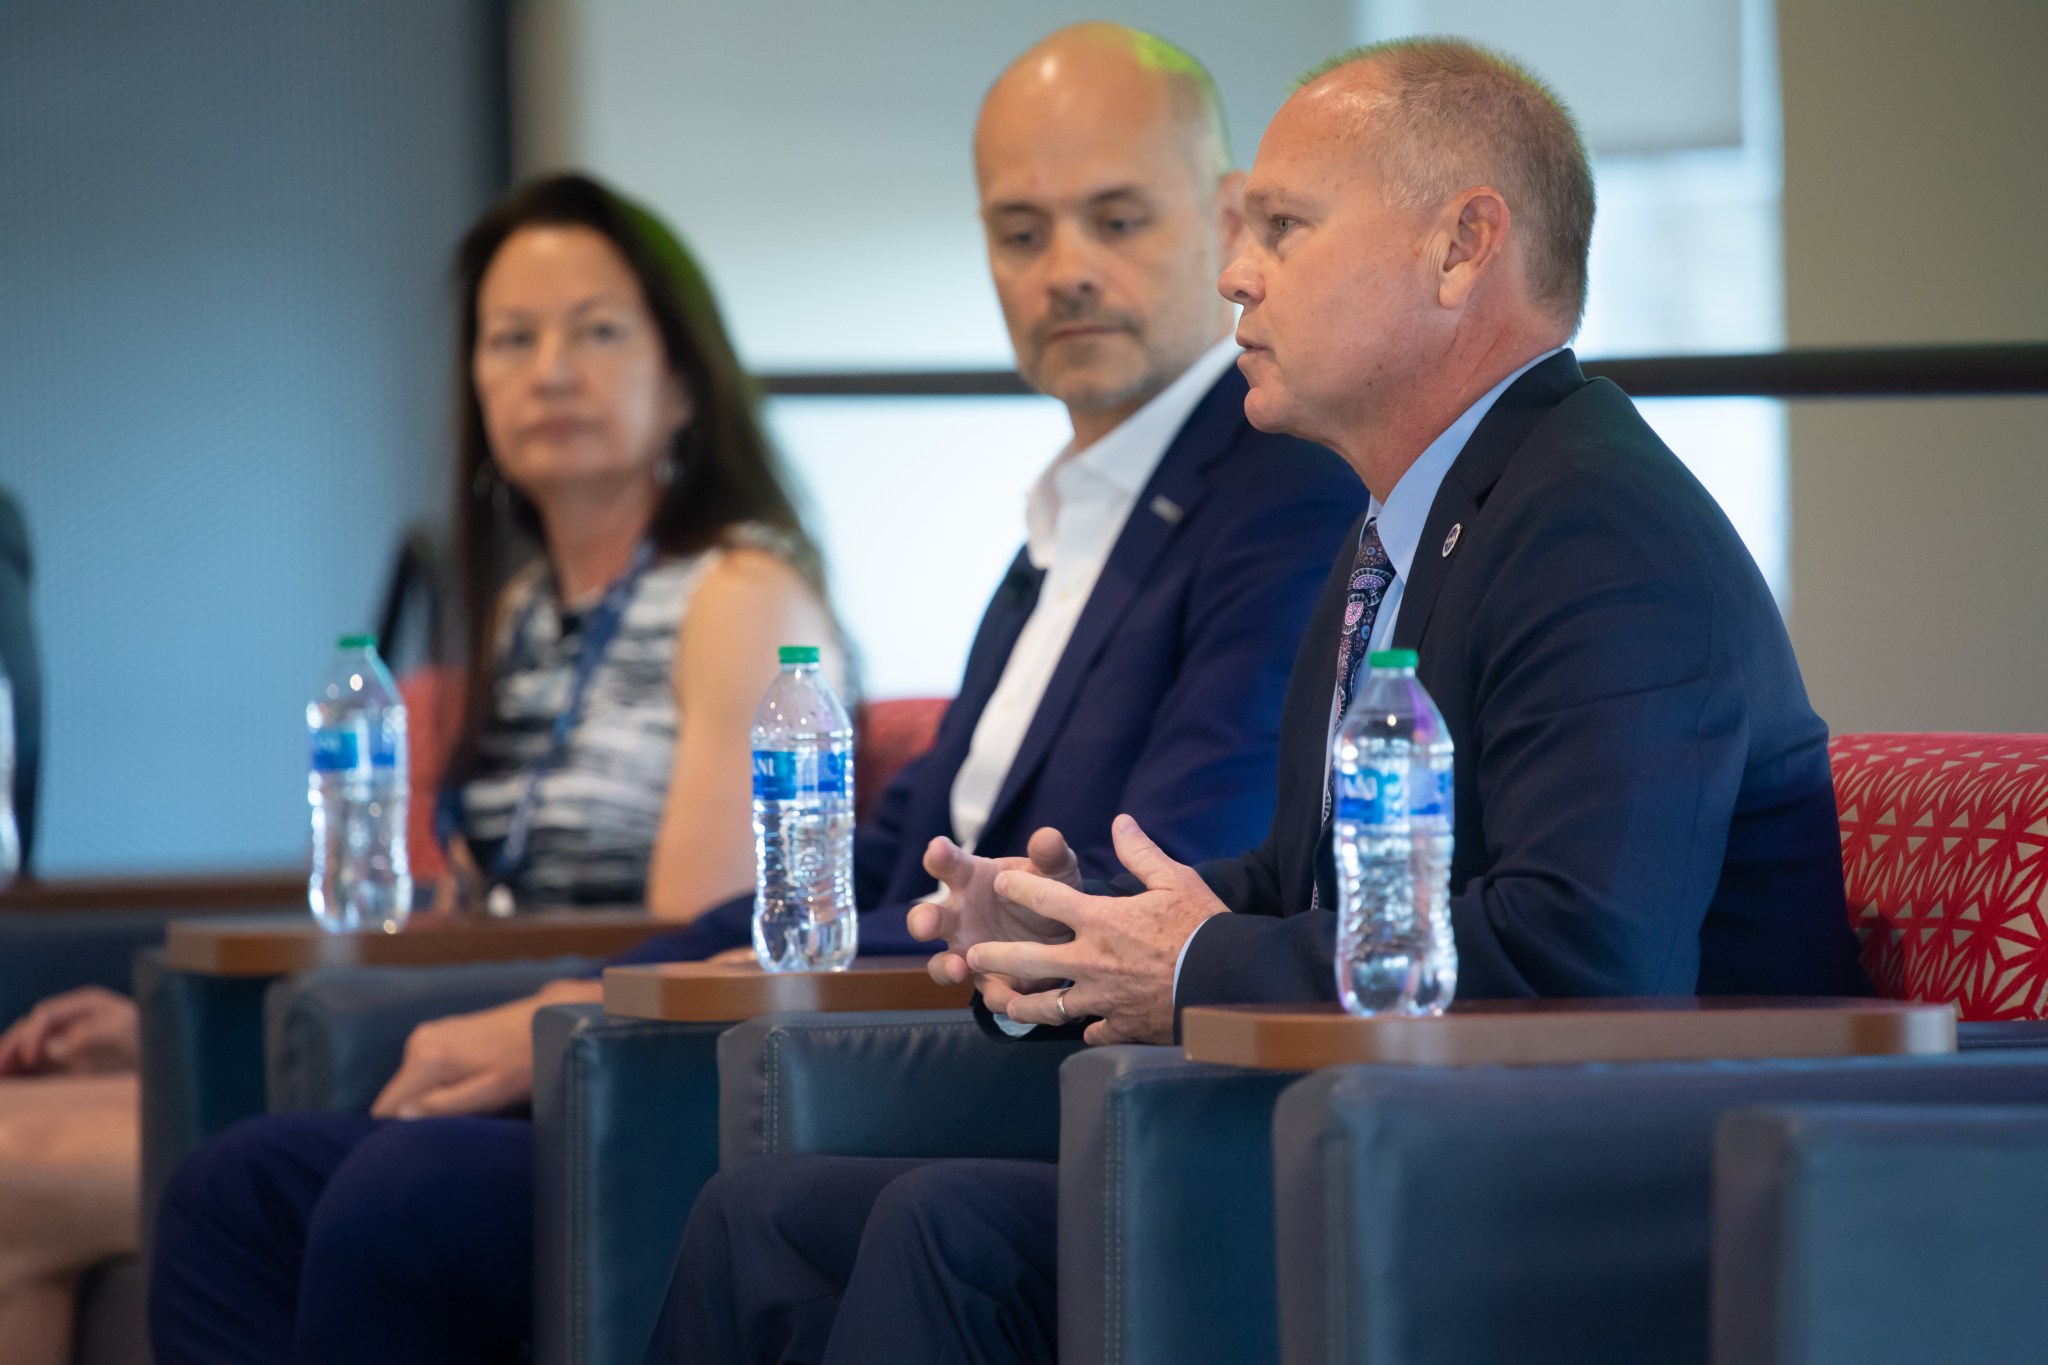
top-left (1714, 1103), bottom-right (2048, 1365)
top-left (0, 908), bottom-right (188, 1028)
top-left (1057, 1046), bottom-right (1301, 1365)
top-left (1272, 1052), bottom-right (2048, 1365)
top-left (716, 1010), bottom-right (1081, 1168)
top-left (264, 956), bottom-right (593, 1113)
top-left (531, 1004), bottom-right (727, 1365)
top-left (135, 948), bottom-right (273, 1239)
top-left (1955, 1019), bottom-right (2048, 1050)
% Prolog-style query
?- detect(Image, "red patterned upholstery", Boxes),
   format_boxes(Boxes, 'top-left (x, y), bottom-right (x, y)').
top-left (1832, 733), bottom-right (2048, 1019)
top-left (397, 665), bottom-right (463, 885)
top-left (854, 697), bottom-right (950, 825)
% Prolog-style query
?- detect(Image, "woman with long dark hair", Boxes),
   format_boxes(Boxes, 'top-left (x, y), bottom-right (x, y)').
top-left (436, 172), bottom-right (841, 916)
top-left (0, 176), bottom-right (845, 1365)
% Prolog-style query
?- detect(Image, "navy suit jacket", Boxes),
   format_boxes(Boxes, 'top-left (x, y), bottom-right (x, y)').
top-left (1176, 351), bottom-right (1867, 1016)
top-left (612, 365), bottom-right (1366, 963)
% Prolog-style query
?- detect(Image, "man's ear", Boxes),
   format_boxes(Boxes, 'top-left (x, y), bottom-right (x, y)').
top-left (1216, 170), bottom-right (1249, 254)
top-left (1436, 186), bottom-right (1510, 310)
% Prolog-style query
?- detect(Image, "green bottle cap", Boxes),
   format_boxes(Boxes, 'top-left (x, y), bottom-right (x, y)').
top-left (338, 633), bottom-right (377, 650)
top-left (1368, 648), bottom-right (1419, 669)
top-left (778, 645), bottom-right (821, 665)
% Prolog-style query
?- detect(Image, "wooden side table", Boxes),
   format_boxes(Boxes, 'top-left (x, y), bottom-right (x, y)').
top-left (0, 870), bottom-right (304, 914)
top-left (1180, 997), bottom-right (1958, 1070)
top-left (164, 910), bottom-right (672, 976)
top-left (603, 957), bottom-right (973, 1022)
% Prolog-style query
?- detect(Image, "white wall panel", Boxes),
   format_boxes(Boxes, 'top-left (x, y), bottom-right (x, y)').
top-left (0, 0), bottom-right (494, 872)
top-left (515, 0), bottom-right (1353, 369)
top-left (1358, 0), bottom-right (1744, 154)
top-left (519, 0), bottom-right (1788, 694)
top-left (1782, 0), bottom-right (2048, 732)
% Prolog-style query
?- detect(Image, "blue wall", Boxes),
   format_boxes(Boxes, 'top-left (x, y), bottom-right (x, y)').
top-left (0, 1), bottom-right (497, 872)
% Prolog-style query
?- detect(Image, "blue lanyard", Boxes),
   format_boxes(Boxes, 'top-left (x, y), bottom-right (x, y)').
top-left (483, 539), bottom-right (655, 885)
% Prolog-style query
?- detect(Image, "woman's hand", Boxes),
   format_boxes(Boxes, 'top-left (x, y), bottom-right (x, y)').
top-left (369, 978), bottom-right (602, 1119)
top-left (0, 986), bottom-right (141, 1076)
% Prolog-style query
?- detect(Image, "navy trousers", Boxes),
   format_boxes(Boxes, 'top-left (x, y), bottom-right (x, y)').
top-left (148, 1112), bottom-right (535, 1365)
top-left (649, 1154), bottom-right (1060, 1365)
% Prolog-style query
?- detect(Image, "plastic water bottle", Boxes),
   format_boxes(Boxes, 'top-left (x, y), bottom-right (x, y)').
top-left (306, 634), bottom-right (412, 933)
top-left (751, 645), bottom-right (856, 971)
top-left (1331, 648), bottom-right (1456, 1015)
top-left (0, 666), bottom-right (17, 891)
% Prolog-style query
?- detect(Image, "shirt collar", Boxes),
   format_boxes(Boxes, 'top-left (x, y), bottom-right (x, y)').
top-left (1026, 336), bottom-right (1241, 564)
top-left (1370, 347), bottom-right (1562, 584)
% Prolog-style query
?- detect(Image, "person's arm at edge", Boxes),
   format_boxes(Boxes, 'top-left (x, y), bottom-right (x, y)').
top-left (643, 546), bottom-right (841, 923)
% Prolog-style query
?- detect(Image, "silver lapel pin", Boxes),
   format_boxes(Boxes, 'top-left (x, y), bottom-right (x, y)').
top-left (1441, 522), bottom-right (1463, 558)
top-left (1150, 494), bottom-right (1184, 525)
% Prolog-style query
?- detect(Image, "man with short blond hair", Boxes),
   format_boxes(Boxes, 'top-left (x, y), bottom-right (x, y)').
top-left (655, 37), bottom-right (1860, 1365)
top-left (1297, 39), bottom-right (1596, 324)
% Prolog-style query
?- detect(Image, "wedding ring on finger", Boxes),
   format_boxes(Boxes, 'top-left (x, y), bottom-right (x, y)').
top-left (1056, 985), bottom-right (1074, 1023)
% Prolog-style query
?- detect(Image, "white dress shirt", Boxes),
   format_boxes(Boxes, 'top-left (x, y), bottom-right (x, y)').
top-left (1171, 348), bottom-right (1563, 1003)
top-left (947, 337), bottom-right (1243, 854)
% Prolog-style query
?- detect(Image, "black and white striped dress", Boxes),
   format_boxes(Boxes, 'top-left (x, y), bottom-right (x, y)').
top-left (460, 527), bottom-right (784, 908)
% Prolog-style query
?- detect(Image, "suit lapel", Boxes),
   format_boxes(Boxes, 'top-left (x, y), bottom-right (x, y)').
top-left (919, 550), bottom-right (1042, 791)
top-left (977, 369), bottom-right (1246, 837)
top-left (1392, 351), bottom-right (1588, 652)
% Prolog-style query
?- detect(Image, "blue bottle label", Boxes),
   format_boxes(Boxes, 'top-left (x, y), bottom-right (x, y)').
top-left (751, 749), bottom-right (849, 801)
top-left (1334, 763), bottom-right (1403, 824)
top-left (310, 726), bottom-right (359, 773)
top-left (1409, 767), bottom-right (1453, 818)
top-left (367, 722), bottom-right (400, 769)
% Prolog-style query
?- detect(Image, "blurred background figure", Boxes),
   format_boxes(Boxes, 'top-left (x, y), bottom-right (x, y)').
top-left (0, 988), bottom-right (139, 1365)
top-left (431, 171), bottom-right (841, 918)
top-left (0, 486), bottom-right (116, 1365)
top-left (0, 171), bottom-right (841, 1365)
top-left (0, 488), bottom-right (40, 882)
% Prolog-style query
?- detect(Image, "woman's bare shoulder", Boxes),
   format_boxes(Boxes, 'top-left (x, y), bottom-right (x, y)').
top-left (690, 541), bottom-right (815, 609)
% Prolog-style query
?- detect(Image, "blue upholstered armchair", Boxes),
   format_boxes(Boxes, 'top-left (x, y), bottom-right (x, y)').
top-left (528, 1004), bottom-right (728, 1365)
top-left (240, 975), bottom-right (763, 1365)
top-left (242, 975), bottom-right (2048, 1365)
top-left (707, 1016), bottom-right (2048, 1365)
top-left (711, 1014), bottom-right (1279, 1365)
top-left (1272, 1053), bottom-right (2048, 1365)
top-left (525, 1006), bottom-right (1080, 1365)
top-left (1713, 1102), bottom-right (2048, 1365)
top-left (137, 953), bottom-right (584, 1233)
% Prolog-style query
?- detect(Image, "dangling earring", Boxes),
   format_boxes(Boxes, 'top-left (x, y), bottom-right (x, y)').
top-left (653, 451), bottom-right (676, 488)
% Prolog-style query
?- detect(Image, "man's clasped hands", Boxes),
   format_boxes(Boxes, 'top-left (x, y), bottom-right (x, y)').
top-left (907, 813), bottom-right (1229, 1045)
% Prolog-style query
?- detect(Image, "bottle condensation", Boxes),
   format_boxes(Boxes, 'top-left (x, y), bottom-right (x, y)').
top-left (1331, 648), bottom-right (1457, 1015)
top-left (306, 634), bottom-right (412, 933)
top-left (750, 645), bottom-right (857, 971)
